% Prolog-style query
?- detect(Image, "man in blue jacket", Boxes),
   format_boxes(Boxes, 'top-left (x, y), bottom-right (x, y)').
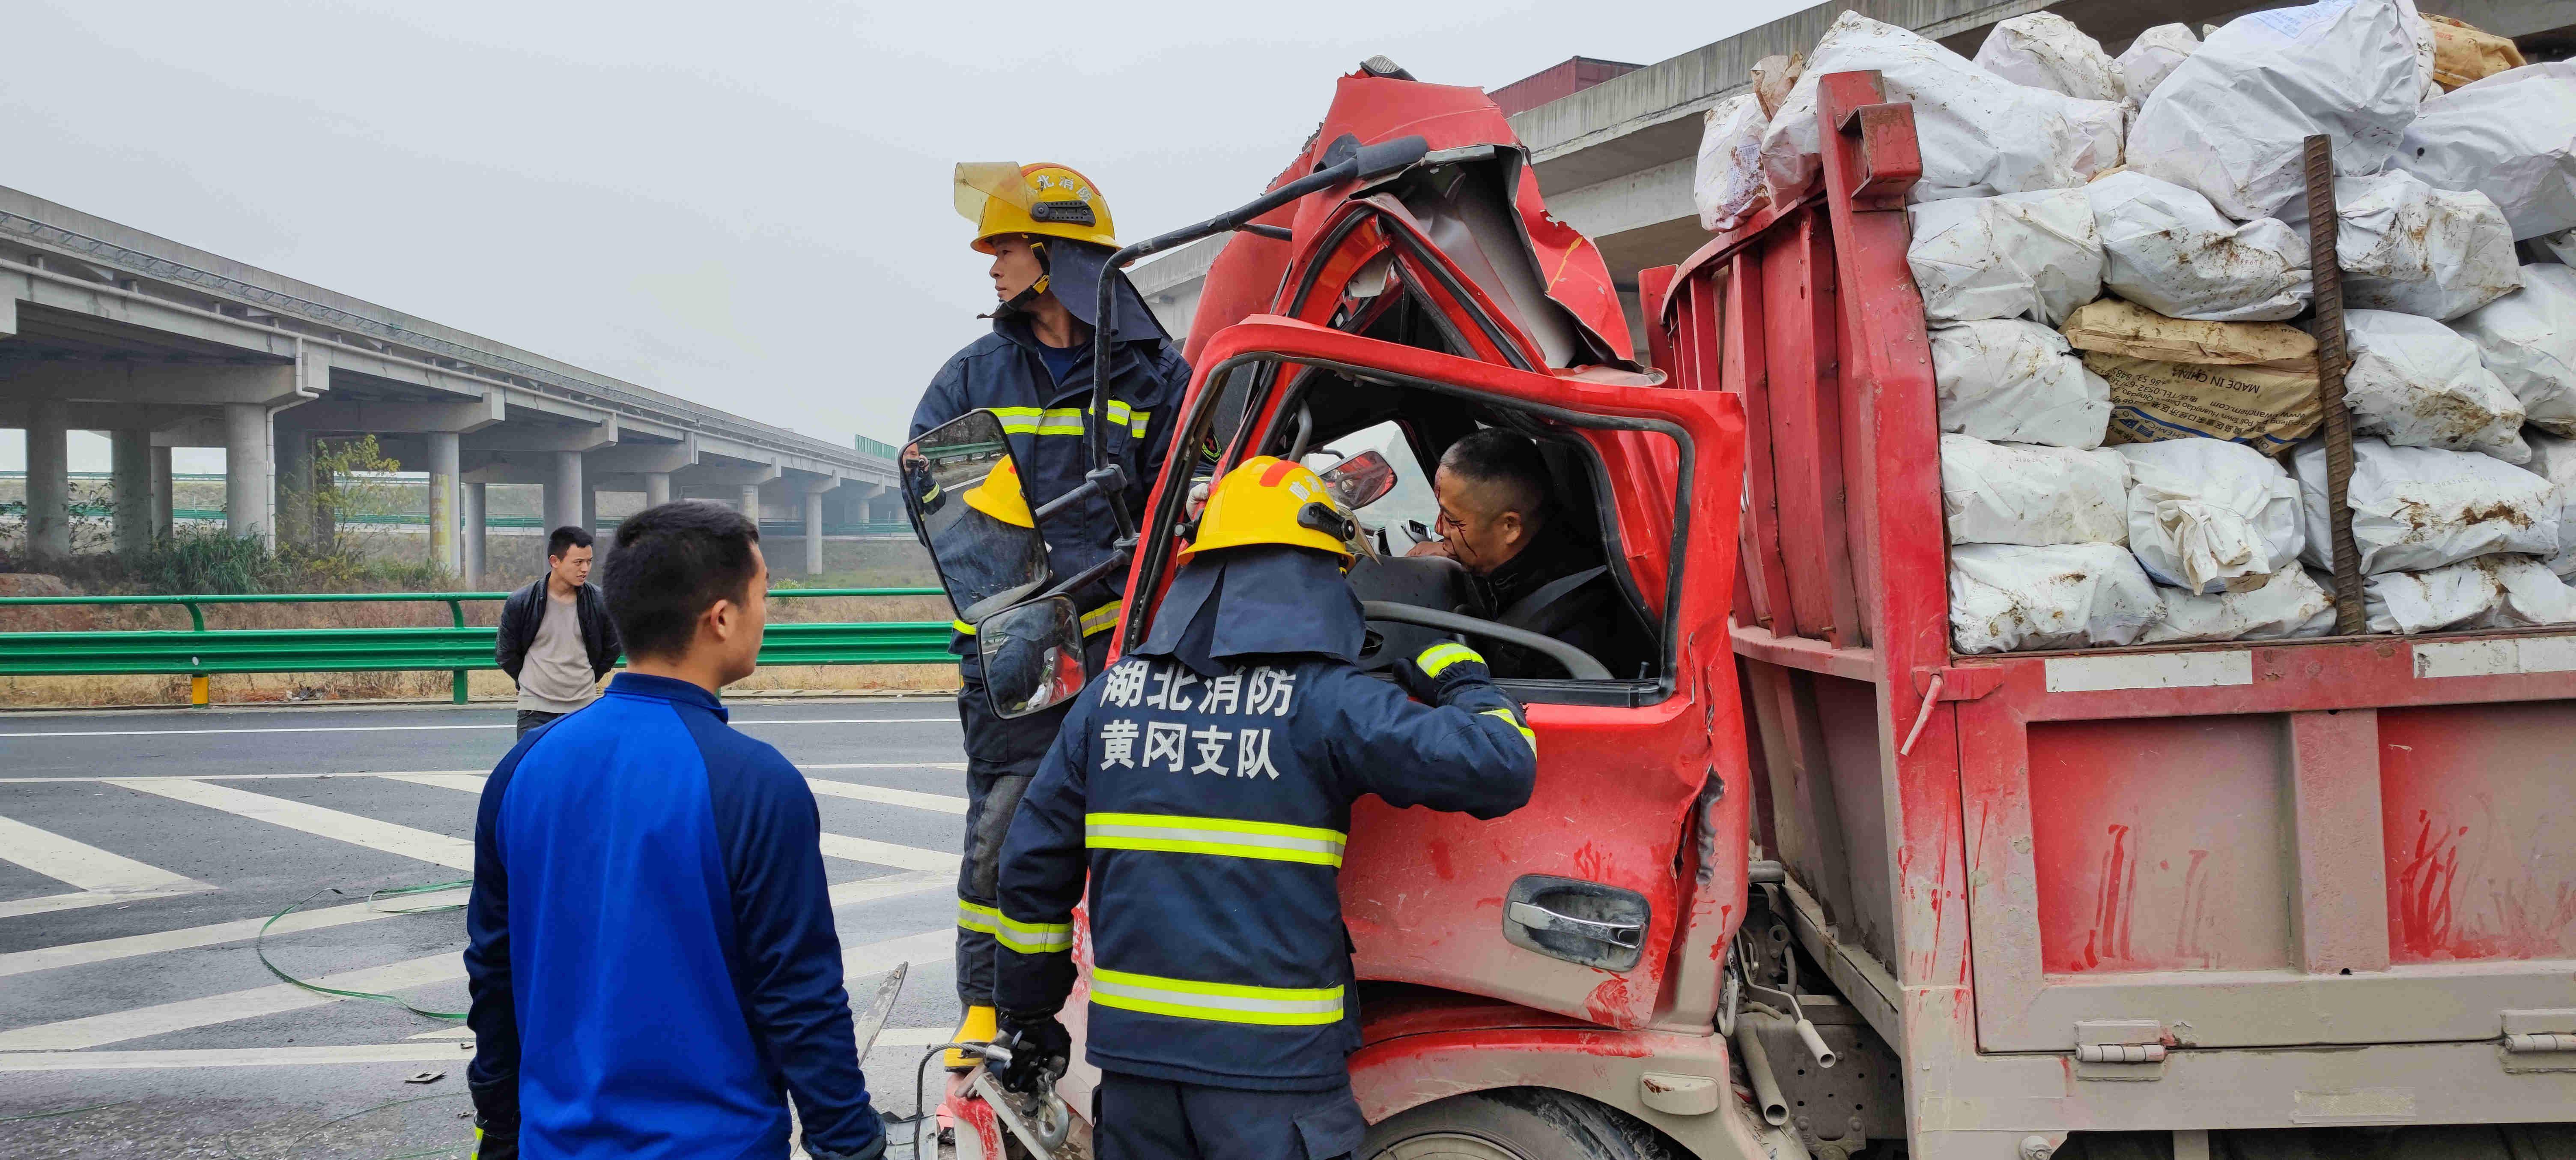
top-left (465, 501), bottom-right (885, 1160)
top-left (917, 161), bottom-right (1192, 1063)
top-left (989, 457), bottom-right (1541, 1159)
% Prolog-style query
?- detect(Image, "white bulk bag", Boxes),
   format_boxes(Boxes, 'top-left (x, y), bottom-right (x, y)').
top-left (2117, 24), bottom-right (2200, 105)
top-left (1950, 542), bottom-right (2164, 652)
top-left (2525, 432), bottom-right (2576, 577)
top-left (2538, 227), bottom-right (2576, 266)
top-left (2341, 309), bottom-right (2530, 462)
top-left (2294, 438), bottom-right (2561, 573)
top-left (2363, 555), bottom-right (2576, 632)
top-left (2118, 438), bottom-right (2305, 593)
top-left (1694, 94), bottom-right (1770, 233)
top-left (2455, 263), bottom-right (2576, 434)
top-left (1760, 12), bottom-right (2087, 206)
top-left (1910, 189), bottom-right (2103, 326)
top-left (2128, 0), bottom-right (2425, 221)
top-left (2068, 98), bottom-right (2130, 181)
top-left (2142, 567), bottom-right (2337, 643)
top-left (2397, 63), bottom-right (2576, 239)
top-left (1942, 434), bottom-right (2129, 546)
top-left (2087, 172), bottom-right (2310, 321)
top-left (1976, 13), bottom-right (2126, 102)
top-left (1930, 319), bottom-right (2111, 448)
top-left (2332, 171), bottom-right (2522, 320)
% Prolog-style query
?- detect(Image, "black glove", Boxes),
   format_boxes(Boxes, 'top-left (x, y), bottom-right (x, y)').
top-left (1394, 640), bottom-right (1493, 704)
top-left (991, 1014), bottom-right (1071, 1096)
top-left (472, 1115), bottom-right (518, 1160)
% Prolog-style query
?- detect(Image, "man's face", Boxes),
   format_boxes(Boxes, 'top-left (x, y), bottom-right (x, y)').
top-left (710, 544), bottom-right (770, 687)
top-left (987, 235), bottom-right (1046, 304)
top-left (549, 544), bottom-right (593, 589)
top-left (1430, 467), bottom-right (1529, 576)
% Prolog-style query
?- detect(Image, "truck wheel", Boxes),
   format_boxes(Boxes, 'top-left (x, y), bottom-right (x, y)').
top-left (1360, 1088), bottom-right (1684, 1160)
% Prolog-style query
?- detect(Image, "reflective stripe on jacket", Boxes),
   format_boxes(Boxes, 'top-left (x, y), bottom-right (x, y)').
top-left (993, 654), bottom-right (1537, 1090)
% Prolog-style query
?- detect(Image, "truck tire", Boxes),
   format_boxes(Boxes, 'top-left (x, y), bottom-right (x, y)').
top-left (1360, 1088), bottom-right (1684, 1160)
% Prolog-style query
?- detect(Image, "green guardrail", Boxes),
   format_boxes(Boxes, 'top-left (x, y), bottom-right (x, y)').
top-left (60, 506), bottom-right (917, 536)
top-left (0, 588), bottom-right (950, 706)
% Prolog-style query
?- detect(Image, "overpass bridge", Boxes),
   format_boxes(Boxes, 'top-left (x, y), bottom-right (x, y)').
top-left (0, 185), bottom-right (900, 581)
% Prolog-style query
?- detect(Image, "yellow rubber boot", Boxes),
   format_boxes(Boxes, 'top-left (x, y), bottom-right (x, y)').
top-left (947, 1004), bottom-right (998, 1071)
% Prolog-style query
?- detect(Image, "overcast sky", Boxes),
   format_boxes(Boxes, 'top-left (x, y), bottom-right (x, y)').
top-left (4, 0), bottom-right (1801, 472)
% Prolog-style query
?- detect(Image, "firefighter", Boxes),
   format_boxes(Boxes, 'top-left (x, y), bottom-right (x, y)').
top-left (986, 456), bottom-right (1541, 1159)
top-left (914, 161), bottom-right (1192, 1065)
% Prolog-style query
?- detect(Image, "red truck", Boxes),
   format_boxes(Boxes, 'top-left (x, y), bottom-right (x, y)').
top-left (918, 65), bottom-right (2576, 1160)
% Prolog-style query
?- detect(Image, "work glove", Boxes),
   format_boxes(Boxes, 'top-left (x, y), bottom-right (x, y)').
top-left (471, 1115), bottom-right (519, 1160)
top-left (1395, 641), bottom-right (1494, 704)
top-left (990, 1013), bottom-right (1071, 1097)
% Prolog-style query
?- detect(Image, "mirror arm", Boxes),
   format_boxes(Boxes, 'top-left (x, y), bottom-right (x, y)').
top-left (1035, 547), bottom-right (1133, 607)
top-left (1087, 135), bottom-right (1431, 520)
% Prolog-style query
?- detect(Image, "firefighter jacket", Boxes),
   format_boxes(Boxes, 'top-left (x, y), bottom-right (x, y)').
top-left (910, 252), bottom-right (1190, 646)
top-left (993, 546), bottom-right (1540, 1090)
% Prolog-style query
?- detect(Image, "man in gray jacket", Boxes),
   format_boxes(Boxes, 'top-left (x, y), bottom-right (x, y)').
top-left (496, 526), bottom-right (622, 735)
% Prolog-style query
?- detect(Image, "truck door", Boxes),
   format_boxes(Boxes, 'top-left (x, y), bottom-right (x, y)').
top-left (1113, 314), bottom-right (1751, 1031)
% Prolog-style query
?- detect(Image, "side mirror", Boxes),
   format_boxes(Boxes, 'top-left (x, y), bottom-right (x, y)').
top-left (977, 597), bottom-right (1088, 718)
top-left (1318, 450), bottom-right (1398, 511)
top-left (904, 410), bottom-right (1050, 625)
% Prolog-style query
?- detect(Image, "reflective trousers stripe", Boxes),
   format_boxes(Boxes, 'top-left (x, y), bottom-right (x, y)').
top-left (985, 404), bottom-right (1151, 439)
top-left (957, 899), bottom-right (1000, 933)
top-left (1416, 642), bottom-right (1485, 677)
top-left (1089, 966), bottom-right (1344, 1026)
top-left (954, 598), bottom-right (1121, 639)
top-left (1481, 707), bottom-right (1538, 754)
top-left (998, 915), bottom-right (1073, 955)
top-left (1084, 813), bottom-right (1347, 867)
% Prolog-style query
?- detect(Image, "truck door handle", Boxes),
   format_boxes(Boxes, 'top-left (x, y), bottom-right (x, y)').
top-left (1508, 900), bottom-right (1644, 948)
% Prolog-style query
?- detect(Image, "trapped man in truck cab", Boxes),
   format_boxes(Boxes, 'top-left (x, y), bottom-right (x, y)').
top-left (1407, 428), bottom-right (1639, 679)
top-left (985, 456), bottom-right (1538, 1160)
top-left (914, 161), bottom-right (1191, 1066)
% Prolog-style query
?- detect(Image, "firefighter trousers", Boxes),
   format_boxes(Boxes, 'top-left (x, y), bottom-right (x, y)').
top-left (953, 634), bottom-right (1109, 1007)
top-left (1094, 1072), bottom-right (1367, 1160)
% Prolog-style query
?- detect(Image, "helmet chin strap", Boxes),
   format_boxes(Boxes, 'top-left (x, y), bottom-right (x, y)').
top-left (979, 239), bottom-right (1052, 320)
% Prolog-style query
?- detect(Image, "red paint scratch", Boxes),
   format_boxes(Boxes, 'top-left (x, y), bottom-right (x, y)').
top-left (1572, 842), bottom-right (1611, 881)
top-left (1428, 840), bottom-right (1455, 882)
top-left (2078, 824), bottom-right (2135, 970)
top-left (1583, 975), bottom-right (1631, 1025)
top-left (2396, 811), bottom-right (2463, 959)
top-left (2175, 849), bottom-right (2212, 965)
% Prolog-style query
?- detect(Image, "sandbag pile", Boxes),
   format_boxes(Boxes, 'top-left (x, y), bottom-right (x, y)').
top-left (1718, 1), bottom-right (2576, 650)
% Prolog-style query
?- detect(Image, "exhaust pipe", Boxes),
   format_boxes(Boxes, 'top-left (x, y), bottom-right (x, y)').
top-left (1731, 1015), bottom-right (1790, 1127)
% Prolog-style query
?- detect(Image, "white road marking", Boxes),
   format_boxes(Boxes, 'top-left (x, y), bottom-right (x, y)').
top-left (0, 814), bottom-right (215, 920)
top-left (820, 834), bottom-right (962, 875)
top-left (375, 772), bottom-right (489, 794)
top-left (0, 927), bottom-right (955, 1051)
top-left (0, 718), bottom-right (954, 739)
top-left (0, 1028), bottom-right (965, 1071)
top-left (0, 1043), bottom-right (479, 1071)
top-left (0, 771), bottom-right (482, 783)
top-left (828, 870), bottom-right (952, 907)
top-left (0, 888), bottom-right (471, 981)
top-left (803, 777), bottom-right (969, 815)
top-left (111, 778), bottom-right (474, 870)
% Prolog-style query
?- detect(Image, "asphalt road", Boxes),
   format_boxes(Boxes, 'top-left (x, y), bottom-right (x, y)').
top-left (0, 694), bottom-right (973, 1160)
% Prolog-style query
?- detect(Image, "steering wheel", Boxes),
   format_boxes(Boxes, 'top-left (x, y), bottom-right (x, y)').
top-left (1360, 601), bottom-right (1613, 681)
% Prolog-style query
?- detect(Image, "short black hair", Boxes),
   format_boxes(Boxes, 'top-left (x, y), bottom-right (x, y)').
top-left (599, 502), bottom-right (762, 660)
top-left (547, 525), bottom-right (594, 560)
top-left (1439, 428), bottom-right (1552, 522)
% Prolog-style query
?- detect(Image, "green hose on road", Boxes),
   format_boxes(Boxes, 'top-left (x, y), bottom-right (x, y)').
top-left (257, 879), bottom-right (475, 1022)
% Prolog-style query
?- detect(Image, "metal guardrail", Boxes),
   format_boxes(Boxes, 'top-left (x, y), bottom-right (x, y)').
top-left (0, 588), bottom-right (952, 706)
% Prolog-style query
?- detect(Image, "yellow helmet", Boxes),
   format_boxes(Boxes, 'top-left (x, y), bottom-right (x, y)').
top-left (1184, 456), bottom-right (1357, 563)
top-left (962, 457), bottom-right (1036, 529)
top-left (954, 161), bottom-right (1118, 254)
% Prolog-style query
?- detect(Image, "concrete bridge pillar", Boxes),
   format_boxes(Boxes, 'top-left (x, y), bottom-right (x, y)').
top-left (461, 482), bottom-right (487, 588)
top-left (24, 398), bottom-right (71, 561)
top-left (426, 432), bottom-right (461, 577)
top-left (274, 428), bottom-right (314, 549)
top-left (150, 445), bottom-right (173, 541)
top-left (804, 490), bottom-right (827, 575)
top-left (223, 402), bottom-right (274, 547)
top-left (546, 451), bottom-right (583, 535)
top-left (738, 484), bottom-right (761, 521)
top-left (645, 472), bottom-right (672, 508)
top-left (111, 429), bottom-right (152, 556)
top-left (581, 484), bottom-right (599, 544)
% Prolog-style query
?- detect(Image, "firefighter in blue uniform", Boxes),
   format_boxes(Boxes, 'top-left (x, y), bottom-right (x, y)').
top-left (914, 161), bottom-right (1192, 1064)
top-left (987, 456), bottom-right (1541, 1159)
